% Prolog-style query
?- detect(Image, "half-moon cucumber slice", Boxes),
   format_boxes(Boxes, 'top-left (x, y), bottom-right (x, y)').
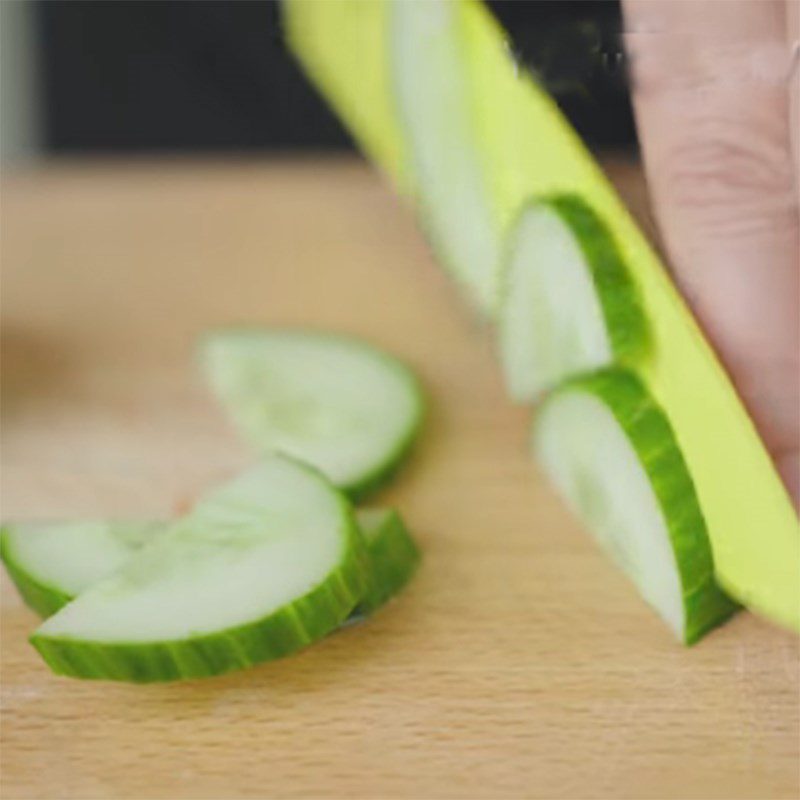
top-left (3, 509), bottom-right (421, 623)
top-left (200, 329), bottom-right (424, 499)
top-left (30, 456), bottom-right (368, 682)
top-left (391, 0), bottom-right (502, 313)
top-left (0, 521), bottom-right (163, 618)
top-left (355, 508), bottom-right (420, 615)
top-left (498, 195), bottom-right (648, 401)
top-left (533, 369), bottom-right (737, 644)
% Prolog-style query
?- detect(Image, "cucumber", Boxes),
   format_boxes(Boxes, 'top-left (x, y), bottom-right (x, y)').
top-left (0, 521), bottom-right (163, 618)
top-left (30, 456), bottom-right (368, 682)
top-left (498, 195), bottom-right (648, 401)
top-left (533, 369), bottom-right (737, 644)
top-left (3, 509), bottom-right (420, 623)
top-left (390, 0), bottom-right (502, 313)
top-left (355, 508), bottom-right (420, 615)
top-left (284, 0), bottom-right (800, 631)
top-left (200, 329), bottom-right (424, 499)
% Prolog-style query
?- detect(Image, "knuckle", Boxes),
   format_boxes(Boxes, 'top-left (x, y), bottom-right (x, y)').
top-left (658, 118), bottom-right (798, 235)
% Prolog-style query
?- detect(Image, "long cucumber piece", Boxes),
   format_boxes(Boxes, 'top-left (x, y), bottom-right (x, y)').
top-left (30, 456), bottom-right (368, 682)
top-left (284, 0), bottom-right (799, 631)
top-left (200, 329), bottom-right (424, 499)
top-left (534, 370), bottom-right (737, 644)
top-left (3, 510), bottom-right (420, 622)
top-left (0, 521), bottom-right (162, 618)
top-left (499, 195), bottom-right (648, 401)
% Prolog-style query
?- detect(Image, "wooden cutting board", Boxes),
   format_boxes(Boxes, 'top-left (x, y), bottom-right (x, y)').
top-left (1, 157), bottom-right (797, 800)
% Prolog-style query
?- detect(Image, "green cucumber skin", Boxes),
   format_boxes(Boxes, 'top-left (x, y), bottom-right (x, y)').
top-left (199, 327), bottom-right (426, 501)
top-left (502, 194), bottom-right (650, 365)
top-left (30, 499), bottom-right (371, 683)
top-left (343, 428), bottom-right (421, 501)
top-left (0, 529), bottom-right (72, 618)
top-left (542, 369), bottom-right (738, 645)
top-left (2, 510), bottom-right (421, 622)
top-left (356, 510), bottom-right (421, 615)
top-left (547, 195), bottom-right (649, 363)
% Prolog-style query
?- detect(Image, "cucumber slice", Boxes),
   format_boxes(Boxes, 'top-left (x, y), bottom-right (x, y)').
top-left (2, 509), bottom-right (420, 624)
top-left (533, 369), bottom-right (737, 644)
top-left (355, 508), bottom-right (420, 615)
top-left (200, 329), bottom-right (424, 499)
top-left (391, 0), bottom-right (502, 313)
top-left (0, 521), bottom-right (163, 618)
top-left (498, 195), bottom-right (648, 401)
top-left (30, 456), bottom-right (368, 682)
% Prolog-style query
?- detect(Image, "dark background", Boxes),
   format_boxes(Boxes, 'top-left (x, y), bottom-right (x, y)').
top-left (37, 0), bottom-right (636, 155)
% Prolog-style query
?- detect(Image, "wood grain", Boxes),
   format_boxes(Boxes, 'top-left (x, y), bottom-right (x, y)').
top-left (1, 157), bottom-right (797, 800)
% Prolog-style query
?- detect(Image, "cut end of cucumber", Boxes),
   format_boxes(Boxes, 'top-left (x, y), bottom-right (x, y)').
top-left (200, 328), bottom-right (424, 499)
top-left (355, 507), bottom-right (420, 616)
top-left (1, 521), bottom-right (163, 618)
top-left (533, 369), bottom-right (737, 644)
top-left (499, 195), bottom-right (648, 402)
top-left (391, 0), bottom-right (502, 314)
top-left (31, 456), bottom-right (369, 682)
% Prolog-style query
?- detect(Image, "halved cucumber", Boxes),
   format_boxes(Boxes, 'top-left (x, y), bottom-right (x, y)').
top-left (498, 195), bottom-right (648, 401)
top-left (355, 508), bottom-right (420, 615)
top-left (200, 329), bottom-right (424, 499)
top-left (533, 369), bottom-right (737, 644)
top-left (30, 456), bottom-right (368, 682)
top-left (0, 521), bottom-right (163, 618)
top-left (391, 0), bottom-right (502, 313)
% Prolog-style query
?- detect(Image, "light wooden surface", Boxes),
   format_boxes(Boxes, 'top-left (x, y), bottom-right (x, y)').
top-left (1, 157), bottom-right (797, 800)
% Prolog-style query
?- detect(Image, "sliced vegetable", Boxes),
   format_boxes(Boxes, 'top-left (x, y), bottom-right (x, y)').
top-left (1, 521), bottom-right (163, 618)
top-left (533, 369), bottom-right (737, 644)
top-left (355, 508), bottom-right (420, 615)
top-left (200, 329), bottom-right (424, 499)
top-left (498, 195), bottom-right (648, 401)
top-left (3, 508), bottom-right (421, 624)
top-left (30, 456), bottom-right (368, 682)
top-left (285, 0), bottom-right (799, 632)
top-left (391, 0), bottom-right (502, 313)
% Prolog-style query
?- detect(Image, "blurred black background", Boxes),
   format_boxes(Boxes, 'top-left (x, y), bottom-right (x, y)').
top-left (36, 0), bottom-right (635, 155)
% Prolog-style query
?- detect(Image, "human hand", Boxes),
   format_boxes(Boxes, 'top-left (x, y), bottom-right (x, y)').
top-left (622, 0), bottom-right (800, 508)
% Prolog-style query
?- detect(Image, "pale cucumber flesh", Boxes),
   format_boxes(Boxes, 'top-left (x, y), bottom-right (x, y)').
top-left (0, 521), bottom-right (162, 618)
top-left (533, 370), bottom-right (737, 644)
top-left (30, 456), bottom-right (368, 682)
top-left (200, 329), bottom-right (423, 499)
top-left (391, 0), bottom-right (501, 313)
top-left (499, 195), bottom-right (647, 401)
top-left (3, 509), bottom-right (420, 623)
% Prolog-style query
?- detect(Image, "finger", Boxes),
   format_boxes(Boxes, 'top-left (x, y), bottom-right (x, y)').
top-left (789, 0), bottom-right (800, 184)
top-left (622, 0), bottom-right (800, 506)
